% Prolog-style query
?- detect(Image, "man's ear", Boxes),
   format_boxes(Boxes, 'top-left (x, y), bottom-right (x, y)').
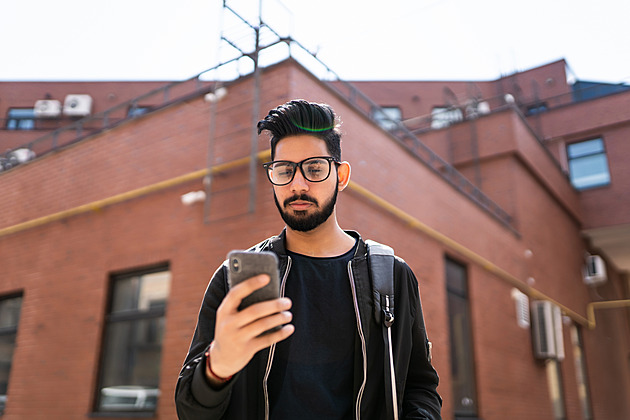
top-left (337, 161), bottom-right (351, 191)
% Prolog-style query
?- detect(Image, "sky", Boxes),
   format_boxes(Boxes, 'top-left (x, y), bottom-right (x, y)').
top-left (1, 0), bottom-right (628, 83)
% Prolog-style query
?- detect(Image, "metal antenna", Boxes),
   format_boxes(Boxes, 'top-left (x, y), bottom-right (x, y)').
top-left (248, 0), bottom-right (263, 214)
top-left (203, 0), bottom-right (268, 221)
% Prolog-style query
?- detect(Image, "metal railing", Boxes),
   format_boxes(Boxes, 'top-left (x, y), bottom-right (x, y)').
top-left (0, 31), bottom-right (515, 231)
top-left (0, 54), bottom-right (260, 172)
top-left (326, 80), bottom-right (515, 230)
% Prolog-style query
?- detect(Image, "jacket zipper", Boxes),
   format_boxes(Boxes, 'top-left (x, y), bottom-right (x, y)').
top-left (263, 256), bottom-right (292, 420)
top-left (384, 295), bottom-right (399, 420)
top-left (347, 261), bottom-right (368, 420)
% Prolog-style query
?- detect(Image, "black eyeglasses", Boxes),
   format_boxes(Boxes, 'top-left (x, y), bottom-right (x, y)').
top-left (263, 156), bottom-right (339, 186)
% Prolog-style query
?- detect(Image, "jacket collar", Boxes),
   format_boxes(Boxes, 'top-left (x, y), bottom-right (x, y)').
top-left (267, 228), bottom-right (366, 259)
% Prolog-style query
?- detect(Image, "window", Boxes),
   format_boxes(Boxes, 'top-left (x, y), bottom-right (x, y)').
top-left (431, 106), bottom-right (463, 129)
top-left (526, 102), bottom-right (548, 115)
top-left (95, 266), bottom-right (171, 413)
top-left (127, 106), bottom-right (152, 118)
top-left (570, 325), bottom-right (593, 420)
top-left (5, 108), bottom-right (35, 130)
top-left (0, 294), bottom-right (23, 414)
top-left (445, 257), bottom-right (478, 418)
top-left (567, 138), bottom-right (611, 189)
top-left (371, 106), bottom-right (401, 131)
top-left (546, 359), bottom-right (567, 420)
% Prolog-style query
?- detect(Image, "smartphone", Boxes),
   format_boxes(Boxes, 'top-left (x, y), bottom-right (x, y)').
top-left (227, 250), bottom-right (280, 312)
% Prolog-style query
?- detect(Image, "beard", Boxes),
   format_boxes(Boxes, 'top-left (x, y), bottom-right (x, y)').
top-left (274, 183), bottom-right (338, 232)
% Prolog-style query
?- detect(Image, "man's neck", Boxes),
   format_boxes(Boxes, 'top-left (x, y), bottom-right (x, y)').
top-left (284, 217), bottom-right (355, 258)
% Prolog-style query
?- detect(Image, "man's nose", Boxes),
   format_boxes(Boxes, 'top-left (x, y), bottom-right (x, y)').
top-left (289, 168), bottom-right (309, 193)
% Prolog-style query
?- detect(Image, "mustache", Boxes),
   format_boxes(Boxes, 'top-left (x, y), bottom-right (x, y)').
top-left (283, 194), bottom-right (318, 207)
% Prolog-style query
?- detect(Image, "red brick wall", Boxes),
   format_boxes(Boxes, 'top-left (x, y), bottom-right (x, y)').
top-left (0, 81), bottom-right (177, 117)
top-left (578, 124), bottom-right (630, 228)
top-left (0, 61), bottom-right (628, 420)
top-left (344, 59), bottom-right (571, 123)
top-left (538, 89), bottom-right (630, 229)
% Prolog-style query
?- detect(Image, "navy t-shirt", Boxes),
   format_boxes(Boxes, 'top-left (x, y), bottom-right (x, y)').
top-left (268, 243), bottom-right (358, 419)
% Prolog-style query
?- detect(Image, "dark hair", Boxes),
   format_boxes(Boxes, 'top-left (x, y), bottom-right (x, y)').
top-left (257, 99), bottom-right (342, 161)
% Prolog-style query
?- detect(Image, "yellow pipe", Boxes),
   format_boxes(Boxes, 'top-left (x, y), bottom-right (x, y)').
top-left (2, 148), bottom-right (625, 329)
top-left (586, 300), bottom-right (630, 329)
top-left (347, 181), bottom-right (630, 329)
top-left (0, 151), bottom-right (269, 239)
top-left (346, 180), bottom-right (593, 328)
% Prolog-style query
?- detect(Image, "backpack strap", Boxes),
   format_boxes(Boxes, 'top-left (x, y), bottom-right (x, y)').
top-left (366, 239), bottom-right (395, 327)
top-left (366, 239), bottom-right (399, 420)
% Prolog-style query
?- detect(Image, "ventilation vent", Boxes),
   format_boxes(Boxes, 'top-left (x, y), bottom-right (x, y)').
top-left (511, 288), bottom-right (530, 328)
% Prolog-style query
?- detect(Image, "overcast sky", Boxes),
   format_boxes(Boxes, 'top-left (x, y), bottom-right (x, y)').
top-left (1, 0), bottom-right (628, 83)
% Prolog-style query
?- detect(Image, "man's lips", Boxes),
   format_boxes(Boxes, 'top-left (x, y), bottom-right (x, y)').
top-left (284, 195), bottom-right (318, 210)
top-left (288, 200), bottom-right (313, 210)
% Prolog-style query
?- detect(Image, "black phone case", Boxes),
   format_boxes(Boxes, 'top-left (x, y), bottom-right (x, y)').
top-left (227, 250), bottom-right (280, 311)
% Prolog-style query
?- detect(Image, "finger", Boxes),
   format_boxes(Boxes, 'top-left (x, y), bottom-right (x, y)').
top-left (222, 274), bottom-right (270, 312)
top-left (253, 324), bottom-right (295, 350)
top-left (242, 310), bottom-right (293, 338)
top-left (238, 297), bottom-right (292, 320)
top-left (223, 297), bottom-right (291, 335)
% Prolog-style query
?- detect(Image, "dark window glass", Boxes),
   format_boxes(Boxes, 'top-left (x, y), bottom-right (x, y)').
top-left (567, 138), bottom-right (610, 189)
top-left (446, 257), bottom-right (478, 417)
top-left (96, 268), bottom-right (171, 413)
top-left (6, 109), bottom-right (35, 130)
top-left (526, 102), bottom-right (548, 115)
top-left (127, 106), bottom-right (151, 118)
top-left (0, 295), bottom-right (23, 414)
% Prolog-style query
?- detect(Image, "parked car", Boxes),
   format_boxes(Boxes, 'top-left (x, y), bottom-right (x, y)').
top-left (100, 386), bottom-right (159, 410)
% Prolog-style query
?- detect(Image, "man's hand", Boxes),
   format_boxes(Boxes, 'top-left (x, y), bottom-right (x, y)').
top-left (207, 274), bottom-right (294, 385)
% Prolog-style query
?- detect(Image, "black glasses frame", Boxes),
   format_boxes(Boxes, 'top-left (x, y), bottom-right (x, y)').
top-left (262, 156), bottom-right (339, 186)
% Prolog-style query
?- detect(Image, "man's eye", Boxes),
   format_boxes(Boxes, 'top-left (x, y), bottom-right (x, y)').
top-left (305, 162), bottom-right (324, 174)
top-left (276, 167), bottom-right (294, 177)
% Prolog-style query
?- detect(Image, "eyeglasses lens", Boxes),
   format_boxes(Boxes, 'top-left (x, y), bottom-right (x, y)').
top-left (270, 162), bottom-right (295, 185)
top-left (268, 158), bottom-right (331, 185)
top-left (303, 158), bottom-right (329, 181)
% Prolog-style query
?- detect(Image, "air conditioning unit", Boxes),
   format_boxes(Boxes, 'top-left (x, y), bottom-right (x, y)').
top-left (531, 301), bottom-right (565, 360)
top-left (63, 94), bottom-right (93, 117)
top-left (8, 148), bottom-right (36, 164)
top-left (34, 99), bottom-right (62, 118)
top-left (583, 255), bottom-right (607, 287)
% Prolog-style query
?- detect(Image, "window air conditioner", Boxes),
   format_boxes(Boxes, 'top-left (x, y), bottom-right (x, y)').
top-left (63, 94), bottom-right (93, 117)
top-left (583, 255), bottom-right (607, 287)
top-left (34, 99), bottom-right (62, 118)
top-left (531, 301), bottom-right (565, 360)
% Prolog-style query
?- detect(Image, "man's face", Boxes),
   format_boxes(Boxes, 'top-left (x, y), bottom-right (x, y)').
top-left (271, 135), bottom-right (339, 232)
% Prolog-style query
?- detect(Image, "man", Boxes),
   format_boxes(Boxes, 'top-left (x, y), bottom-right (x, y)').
top-left (175, 99), bottom-right (442, 419)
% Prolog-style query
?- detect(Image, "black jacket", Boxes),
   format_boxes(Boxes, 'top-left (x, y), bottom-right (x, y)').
top-left (175, 231), bottom-right (442, 419)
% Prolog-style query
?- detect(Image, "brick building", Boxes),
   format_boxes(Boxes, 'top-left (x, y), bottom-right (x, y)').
top-left (1, 55), bottom-right (629, 420)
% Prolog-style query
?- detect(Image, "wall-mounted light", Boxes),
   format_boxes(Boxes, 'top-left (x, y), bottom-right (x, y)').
top-left (181, 190), bottom-right (206, 206)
